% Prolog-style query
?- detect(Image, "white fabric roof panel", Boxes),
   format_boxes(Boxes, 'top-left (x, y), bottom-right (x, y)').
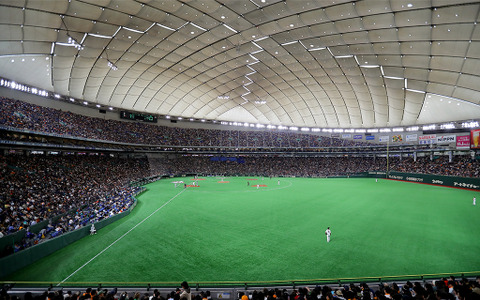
top-left (1, 0), bottom-right (480, 128)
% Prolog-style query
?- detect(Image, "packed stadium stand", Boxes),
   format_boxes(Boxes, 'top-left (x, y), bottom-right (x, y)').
top-left (2, 277), bottom-right (480, 300)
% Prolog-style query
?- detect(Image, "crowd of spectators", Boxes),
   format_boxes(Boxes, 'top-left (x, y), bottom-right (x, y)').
top-left (0, 154), bottom-right (149, 255)
top-left (156, 155), bottom-right (480, 178)
top-left (1, 276), bottom-right (479, 300)
top-left (0, 97), bottom-right (369, 148)
top-left (236, 277), bottom-right (480, 300)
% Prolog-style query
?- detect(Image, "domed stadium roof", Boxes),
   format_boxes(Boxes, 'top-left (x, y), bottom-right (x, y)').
top-left (1, 0), bottom-right (480, 128)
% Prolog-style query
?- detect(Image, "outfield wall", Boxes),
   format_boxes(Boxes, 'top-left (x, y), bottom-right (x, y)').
top-left (0, 198), bottom-right (139, 279)
top-left (371, 171), bottom-right (480, 191)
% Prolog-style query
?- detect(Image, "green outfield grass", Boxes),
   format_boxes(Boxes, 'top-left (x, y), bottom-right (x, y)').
top-left (4, 177), bottom-right (480, 285)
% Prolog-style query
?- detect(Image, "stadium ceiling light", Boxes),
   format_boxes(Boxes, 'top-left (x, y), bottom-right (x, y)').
top-left (360, 65), bottom-right (380, 68)
top-left (355, 129), bottom-right (366, 133)
top-left (308, 47), bottom-right (326, 52)
top-left (440, 123), bottom-right (455, 130)
top-left (326, 47), bottom-right (334, 56)
top-left (88, 33), bottom-right (112, 39)
top-left (144, 23), bottom-right (156, 32)
top-left (251, 41), bottom-right (263, 49)
top-left (254, 36), bottom-right (269, 42)
top-left (223, 24), bottom-right (238, 33)
top-left (301, 128), bottom-right (310, 132)
top-left (333, 129), bottom-right (344, 133)
top-left (190, 22), bottom-right (207, 31)
top-left (392, 128), bottom-right (404, 132)
top-left (281, 41), bottom-right (298, 46)
top-left (423, 124), bottom-right (436, 130)
top-left (66, 34), bottom-right (85, 50)
top-left (383, 76), bottom-right (404, 80)
top-left (367, 129), bottom-right (379, 133)
top-left (156, 23), bottom-right (176, 31)
top-left (461, 121), bottom-right (479, 128)
top-left (405, 88), bottom-right (426, 94)
top-left (123, 26), bottom-right (144, 34)
top-left (107, 60), bottom-right (118, 71)
top-left (311, 128), bottom-right (321, 132)
top-left (406, 126), bottom-right (419, 131)
top-left (248, 55), bottom-right (259, 63)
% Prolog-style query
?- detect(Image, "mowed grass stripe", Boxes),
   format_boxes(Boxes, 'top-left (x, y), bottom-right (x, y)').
top-left (5, 177), bottom-right (480, 283)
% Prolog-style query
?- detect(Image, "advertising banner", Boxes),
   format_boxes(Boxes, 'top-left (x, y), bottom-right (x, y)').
top-left (388, 171), bottom-right (480, 190)
top-left (472, 129), bottom-right (480, 149)
top-left (379, 136), bottom-right (389, 142)
top-left (406, 134), bottom-right (417, 142)
top-left (366, 135), bottom-right (375, 141)
top-left (456, 135), bottom-right (470, 149)
top-left (392, 135), bottom-right (403, 142)
top-left (342, 134), bottom-right (352, 139)
top-left (331, 133), bottom-right (340, 138)
top-left (436, 135), bottom-right (456, 144)
top-left (419, 134), bottom-right (436, 144)
top-left (353, 135), bottom-right (362, 140)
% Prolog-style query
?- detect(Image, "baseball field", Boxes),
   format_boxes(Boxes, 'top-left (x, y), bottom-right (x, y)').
top-left (4, 177), bottom-right (480, 285)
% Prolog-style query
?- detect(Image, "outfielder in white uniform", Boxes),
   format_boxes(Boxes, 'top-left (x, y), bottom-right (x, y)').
top-left (474, 197), bottom-right (476, 206)
top-left (325, 227), bottom-right (331, 243)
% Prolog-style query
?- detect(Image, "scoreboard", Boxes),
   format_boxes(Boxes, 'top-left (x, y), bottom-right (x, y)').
top-left (120, 111), bottom-right (157, 123)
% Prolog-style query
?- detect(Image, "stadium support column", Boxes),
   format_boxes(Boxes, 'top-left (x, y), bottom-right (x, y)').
top-left (449, 151), bottom-right (453, 162)
top-left (386, 137), bottom-right (390, 179)
top-left (414, 151), bottom-right (417, 162)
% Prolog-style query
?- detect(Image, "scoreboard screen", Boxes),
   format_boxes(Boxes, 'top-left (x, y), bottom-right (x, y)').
top-left (120, 111), bottom-right (157, 123)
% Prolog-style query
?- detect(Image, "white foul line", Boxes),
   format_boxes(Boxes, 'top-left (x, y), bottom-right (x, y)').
top-left (58, 188), bottom-right (186, 285)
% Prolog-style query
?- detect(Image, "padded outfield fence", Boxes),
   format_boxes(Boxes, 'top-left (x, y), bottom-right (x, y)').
top-left (2, 271), bottom-right (480, 289)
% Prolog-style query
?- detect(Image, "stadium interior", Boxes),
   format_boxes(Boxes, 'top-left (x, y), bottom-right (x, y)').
top-left (1, 0), bottom-right (480, 299)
